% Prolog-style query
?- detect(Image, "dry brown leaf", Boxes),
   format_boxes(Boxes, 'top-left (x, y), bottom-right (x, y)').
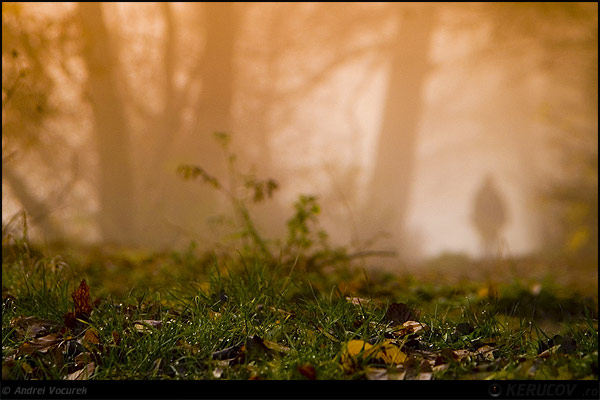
top-left (453, 349), bottom-right (472, 362)
top-left (112, 330), bottom-right (121, 345)
top-left (66, 362), bottom-right (95, 380)
top-left (384, 303), bottom-right (418, 325)
top-left (366, 367), bottom-right (406, 380)
top-left (212, 345), bottom-right (242, 360)
top-left (72, 280), bottom-right (93, 319)
top-left (74, 352), bottom-right (93, 368)
top-left (297, 363), bottom-right (317, 380)
top-left (432, 363), bottom-right (449, 372)
top-left (440, 348), bottom-right (458, 362)
top-left (388, 321), bottom-right (428, 338)
top-left (133, 320), bottom-right (162, 333)
top-left (416, 372), bottom-right (433, 380)
top-left (213, 367), bottom-right (224, 378)
top-left (245, 335), bottom-right (273, 359)
top-left (538, 345), bottom-right (561, 358)
top-left (19, 333), bottom-right (63, 356)
top-left (366, 367), bottom-right (389, 380)
top-left (476, 345), bottom-right (496, 361)
top-left (83, 328), bottom-right (100, 345)
top-left (419, 359), bottom-right (434, 372)
top-left (346, 297), bottom-right (371, 306)
top-left (10, 316), bottom-right (56, 338)
top-left (63, 312), bottom-right (78, 330)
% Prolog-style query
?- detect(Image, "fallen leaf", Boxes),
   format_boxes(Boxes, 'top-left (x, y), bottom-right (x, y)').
top-left (341, 340), bottom-right (378, 370)
top-left (432, 363), bottom-right (449, 372)
top-left (384, 303), bottom-right (418, 325)
top-left (388, 321), bottom-right (428, 338)
top-left (476, 345), bottom-right (496, 361)
top-left (10, 316), bottom-right (57, 338)
top-left (83, 328), bottom-right (100, 345)
top-left (559, 335), bottom-right (577, 354)
top-left (419, 359), bottom-right (434, 372)
top-left (63, 312), bottom-right (79, 330)
top-left (112, 331), bottom-right (121, 345)
top-left (297, 363), bottom-right (317, 380)
top-left (416, 372), bottom-right (433, 380)
top-left (212, 345), bottom-right (242, 360)
top-left (213, 367), bottom-right (224, 378)
top-left (245, 335), bottom-right (273, 359)
top-left (133, 320), bottom-right (162, 333)
top-left (365, 367), bottom-right (406, 380)
top-left (455, 322), bottom-right (474, 336)
top-left (74, 352), bottom-right (92, 367)
top-left (538, 345), bottom-right (561, 359)
top-left (346, 297), bottom-right (371, 306)
top-left (262, 340), bottom-right (291, 354)
top-left (19, 333), bottom-right (63, 356)
top-left (66, 362), bottom-right (95, 380)
top-left (72, 280), bottom-right (93, 319)
top-left (453, 349), bottom-right (472, 362)
top-left (376, 341), bottom-right (407, 365)
top-left (440, 348), bottom-right (458, 362)
top-left (341, 339), bottom-right (407, 371)
top-left (21, 362), bottom-right (33, 374)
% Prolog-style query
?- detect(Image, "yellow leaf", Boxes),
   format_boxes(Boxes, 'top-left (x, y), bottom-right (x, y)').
top-left (377, 341), bottom-right (407, 364)
top-left (341, 340), bottom-right (377, 371)
top-left (341, 339), bottom-right (406, 371)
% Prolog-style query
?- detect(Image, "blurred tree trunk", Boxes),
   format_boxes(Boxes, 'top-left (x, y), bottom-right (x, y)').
top-left (193, 2), bottom-right (238, 179)
top-left (79, 2), bottom-right (136, 245)
top-left (170, 2), bottom-right (239, 232)
top-left (135, 2), bottom-right (184, 246)
top-left (363, 5), bottom-right (435, 255)
top-left (140, 3), bottom-right (240, 247)
top-left (2, 165), bottom-right (65, 242)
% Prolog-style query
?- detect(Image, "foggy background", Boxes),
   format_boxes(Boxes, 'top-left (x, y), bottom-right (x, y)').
top-left (2, 3), bottom-right (597, 268)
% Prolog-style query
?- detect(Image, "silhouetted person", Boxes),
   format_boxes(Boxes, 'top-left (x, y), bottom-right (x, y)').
top-left (471, 174), bottom-right (508, 259)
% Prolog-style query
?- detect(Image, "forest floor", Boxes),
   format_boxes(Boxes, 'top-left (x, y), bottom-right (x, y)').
top-left (2, 234), bottom-right (598, 382)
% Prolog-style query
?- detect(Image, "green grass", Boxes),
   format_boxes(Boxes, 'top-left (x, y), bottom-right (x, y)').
top-left (2, 235), bottom-right (598, 380)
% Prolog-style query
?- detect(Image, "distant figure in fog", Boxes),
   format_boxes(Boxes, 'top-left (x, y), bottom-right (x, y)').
top-left (471, 174), bottom-right (508, 259)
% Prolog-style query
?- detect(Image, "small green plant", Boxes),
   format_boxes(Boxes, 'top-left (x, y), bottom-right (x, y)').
top-left (176, 132), bottom-right (347, 272)
top-left (283, 194), bottom-right (348, 272)
top-left (177, 132), bottom-right (278, 261)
